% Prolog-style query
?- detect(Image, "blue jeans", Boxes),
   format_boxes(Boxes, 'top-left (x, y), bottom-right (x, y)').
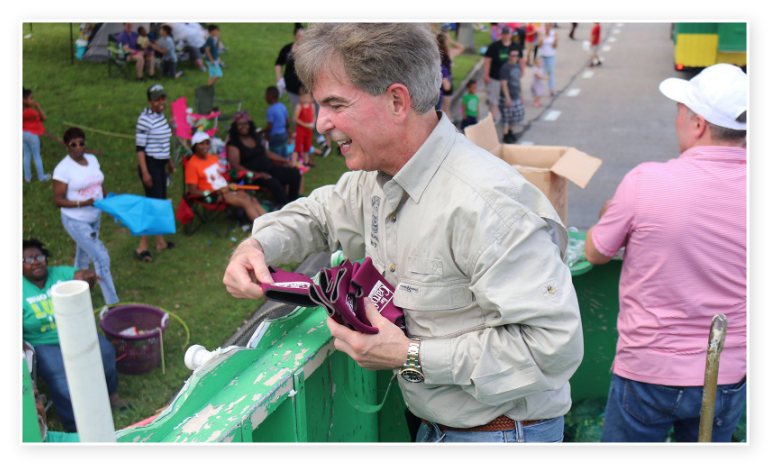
top-left (269, 132), bottom-right (289, 158)
top-left (417, 417), bottom-right (564, 443)
top-left (35, 335), bottom-right (118, 432)
top-left (601, 374), bottom-right (746, 442)
top-left (23, 131), bottom-right (46, 181)
top-left (60, 214), bottom-right (119, 305)
top-left (541, 55), bottom-right (556, 92)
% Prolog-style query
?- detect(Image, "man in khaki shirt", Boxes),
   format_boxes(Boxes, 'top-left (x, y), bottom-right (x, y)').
top-left (224, 23), bottom-right (583, 443)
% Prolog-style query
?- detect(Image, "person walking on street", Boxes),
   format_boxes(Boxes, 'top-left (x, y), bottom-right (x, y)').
top-left (569, 22), bottom-right (578, 40)
top-left (585, 64), bottom-right (747, 442)
top-left (224, 23), bottom-right (582, 444)
top-left (499, 49), bottom-right (525, 143)
top-left (537, 23), bottom-right (558, 97)
top-left (483, 26), bottom-right (525, 124)
top-left (589, 22), bottom-right (602, 67)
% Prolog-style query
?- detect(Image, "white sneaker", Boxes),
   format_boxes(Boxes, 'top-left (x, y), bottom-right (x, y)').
top-left (316, 135), bottom-right (325, 144)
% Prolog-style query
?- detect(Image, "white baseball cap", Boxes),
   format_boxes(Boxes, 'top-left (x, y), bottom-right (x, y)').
top-left (191, 131), bottom-right (210, 146)
top-left (659, 63), bottom-right (747, 131)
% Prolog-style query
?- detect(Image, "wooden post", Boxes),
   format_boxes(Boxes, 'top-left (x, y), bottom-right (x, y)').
top-left (698, 314), bottom-right (727, 442)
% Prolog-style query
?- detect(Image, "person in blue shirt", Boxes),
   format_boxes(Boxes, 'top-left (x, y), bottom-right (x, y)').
top-left (263, 86), bottom-right (291, 158)
top-left (117, 22), bottom-right (155, 82)
top-left (204, 24), bottom-right (222, 86)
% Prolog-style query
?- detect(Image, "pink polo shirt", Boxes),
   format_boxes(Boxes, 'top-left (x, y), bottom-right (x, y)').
top-left (592, 145), bottom-right (746, 386)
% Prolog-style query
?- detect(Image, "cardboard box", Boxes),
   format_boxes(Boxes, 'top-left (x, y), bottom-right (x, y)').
top-left (464, 114), bottom-right (602, 224)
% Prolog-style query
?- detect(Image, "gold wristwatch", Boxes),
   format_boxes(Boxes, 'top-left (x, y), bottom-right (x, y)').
top-left (399, 338), bottom-right (424, 383)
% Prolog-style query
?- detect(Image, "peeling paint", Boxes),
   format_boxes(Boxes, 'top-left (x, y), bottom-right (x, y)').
top-left (223, 434), bottom-right (235, 443)
top-left (253, 372), bottom-right (266, 385)
top-left (227, 394), bottom-right (248, 410)
top-left (206, 429), bottom-right (223, 442)
top-left (307, 328), bottom-right (316, 333)
top-left (264, 368), bottom-right (292, 386)
top-left (181, 403), bottom-right (224, 435)
top-left (288, 389), bottom-right (297, 397)
top-left (281, 350), bottom-right (293, 362)
top-left (252, 394), bottom-right (262, 402)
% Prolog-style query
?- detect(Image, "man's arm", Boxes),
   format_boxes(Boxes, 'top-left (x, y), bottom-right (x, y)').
top-left (420, 212), bottom-right (583, 403)
top-left (585, 225), bottom-right (613, 265)
top-left (224, 171), bottom-right (367, 298)
top-left (585, 168), bottom-right (640, 266)
top-left (482, 57), bottom-right (492, 84)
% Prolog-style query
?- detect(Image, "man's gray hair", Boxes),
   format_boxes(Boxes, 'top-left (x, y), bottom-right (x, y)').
top-left (687, 108), bottom-right (747, 142)
top-left (294, 23), bottom-right (442, 114)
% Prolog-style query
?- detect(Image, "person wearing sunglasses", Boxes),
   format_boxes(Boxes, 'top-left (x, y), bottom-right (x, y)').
top-left (52, 127), bottom-right (119, 306)
top-left (22, 238), bottom-right (130, 433)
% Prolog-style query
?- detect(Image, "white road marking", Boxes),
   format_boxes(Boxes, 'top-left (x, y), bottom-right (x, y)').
top-left (608, 37), bottom-right (617, 43)
top-left (603, 45), bottom-right (612, 51)
top-left (582, 70), bottom-right (595, 79)
top-left (614, 29), bottom-right (621, 34)
top-left (519, 141), bottom-right (534, 146)
top-left (543, 110), bottom-right (562, 121)
top-left (567, 88), bottom-right (581, 97)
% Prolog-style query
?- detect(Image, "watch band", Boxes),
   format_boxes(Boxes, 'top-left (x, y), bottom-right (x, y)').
top-left (404, 339), bottom-right (422, 372)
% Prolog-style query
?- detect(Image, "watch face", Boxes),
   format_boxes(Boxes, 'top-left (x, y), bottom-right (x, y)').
top-left (401, 369), bottom-right (424, 383)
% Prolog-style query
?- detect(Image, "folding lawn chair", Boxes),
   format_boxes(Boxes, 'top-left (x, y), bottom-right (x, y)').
top-left (178, 155), bottom-right (242, 238)
top-left (107, 33), bottom-right (129, 79)
top-left (170, 96), bottom-right (221, 163)
top-left (195, 84), bottom-right (244, 129)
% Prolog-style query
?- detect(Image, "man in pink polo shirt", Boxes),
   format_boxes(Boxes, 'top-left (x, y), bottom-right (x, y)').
top-left (585, 63), bottom-right (747, 442)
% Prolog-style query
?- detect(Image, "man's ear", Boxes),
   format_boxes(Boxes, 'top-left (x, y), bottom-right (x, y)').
top-left (694, 113), bottom-right (708, 140)
top-left (385, 84), bottom-right (412, 123)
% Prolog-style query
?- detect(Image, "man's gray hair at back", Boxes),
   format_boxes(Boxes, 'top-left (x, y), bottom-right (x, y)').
top-left (294, 23), bottom-right (442, 114)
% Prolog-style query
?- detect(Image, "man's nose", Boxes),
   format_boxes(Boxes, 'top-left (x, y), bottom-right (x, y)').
top-left (316, 105), bottom-right (333, 135)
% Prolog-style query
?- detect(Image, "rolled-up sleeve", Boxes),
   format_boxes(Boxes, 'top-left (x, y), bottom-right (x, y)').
top-left (420, 211), bottom-right (583, 405)
top-left (252, 171), bottom-right (367, 266)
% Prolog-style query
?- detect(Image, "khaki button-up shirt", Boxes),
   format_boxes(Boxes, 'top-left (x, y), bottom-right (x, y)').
top-left (253, 113), bottom-right (583, 427)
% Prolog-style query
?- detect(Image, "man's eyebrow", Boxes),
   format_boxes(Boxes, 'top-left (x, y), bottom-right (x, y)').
top-left (319, 95), bottom-right (348, 105)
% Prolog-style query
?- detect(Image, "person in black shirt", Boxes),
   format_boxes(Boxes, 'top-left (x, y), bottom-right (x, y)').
top-left (226, 113), bottom-right (301, 208)
top-left (483, 27), bottom-right (524, 124)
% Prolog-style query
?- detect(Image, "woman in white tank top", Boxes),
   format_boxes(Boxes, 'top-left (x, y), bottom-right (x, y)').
top-left (537, 24), bottom-right (558, 96)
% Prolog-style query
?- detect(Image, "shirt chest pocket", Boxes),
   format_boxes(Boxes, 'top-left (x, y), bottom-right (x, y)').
top-left (393, 281), bottom-right (473, 311)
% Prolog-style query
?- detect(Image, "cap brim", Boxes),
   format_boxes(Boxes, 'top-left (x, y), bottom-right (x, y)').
top-left (659, 77), bottom-right (690, 104)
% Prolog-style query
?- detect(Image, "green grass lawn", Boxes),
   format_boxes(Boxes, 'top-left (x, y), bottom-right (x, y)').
top-left (23, 22), bottom-right (485, 434)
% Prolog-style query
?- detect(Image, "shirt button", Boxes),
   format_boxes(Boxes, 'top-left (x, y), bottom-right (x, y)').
top-left (389, 264), bottom-right (396, 272)
top-left (390, 214), bottom-right (397, 222)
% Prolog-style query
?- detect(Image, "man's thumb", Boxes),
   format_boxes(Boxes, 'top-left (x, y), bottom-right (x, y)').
top-left (363, 297), bottom-right (384, 326)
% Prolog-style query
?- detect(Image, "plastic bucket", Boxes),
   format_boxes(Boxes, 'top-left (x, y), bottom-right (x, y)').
top-left (99, 305), bottom-right (169, 375)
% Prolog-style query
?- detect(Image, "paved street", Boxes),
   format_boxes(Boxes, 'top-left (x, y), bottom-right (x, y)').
top-left (471, 22), bottom-right (692, 230)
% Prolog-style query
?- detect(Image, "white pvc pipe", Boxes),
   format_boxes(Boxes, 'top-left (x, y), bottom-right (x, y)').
top-left (50, 280), bottom-right (116, 442)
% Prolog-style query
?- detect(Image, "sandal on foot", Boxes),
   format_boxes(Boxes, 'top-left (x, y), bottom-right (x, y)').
top-left (134, 250), bottom-right (153, 262)
top-left (157, 241), bottom-right (178, 252)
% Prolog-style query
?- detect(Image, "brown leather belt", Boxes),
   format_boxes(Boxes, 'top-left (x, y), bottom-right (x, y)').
top-left (421, 414), bottom-right (544, 432)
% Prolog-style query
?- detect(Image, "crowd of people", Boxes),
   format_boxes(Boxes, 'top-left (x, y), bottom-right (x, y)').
top-left (23, 22), bottom-right (746, 443)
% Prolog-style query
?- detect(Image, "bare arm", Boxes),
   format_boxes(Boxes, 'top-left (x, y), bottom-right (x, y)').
top-left (447, 35), bottom-right (465, 59)
top-left (227, 145), bottom-right (250, 173)
top-left (53, 180), bottom-right (93, 208)
top-left (585, 226), bottom-right (613, 265)
top-left (34, 101), bottom-right (46, 122)
top-left (483, 57), bottom-right (492, 83)
top-left (275, 65), bottom-right (283, 83)
top-left (266, 149), bottom-right (289, 165)
top-left (501, 79), bottom-right (511, 106)
top-left (137, 150), bottom-right (152, 187)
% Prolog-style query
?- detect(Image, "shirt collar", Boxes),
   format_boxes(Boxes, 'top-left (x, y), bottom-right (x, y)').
top-left (390, 112), bottom-right (458, 203)
top-left (679, 145), bottom-right (747, 162)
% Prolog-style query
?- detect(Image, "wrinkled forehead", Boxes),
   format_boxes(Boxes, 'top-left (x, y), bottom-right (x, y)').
top-left (310, 56), bottom-right (357, 102)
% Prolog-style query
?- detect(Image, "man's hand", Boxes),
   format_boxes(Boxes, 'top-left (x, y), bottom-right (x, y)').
top-left (326, 298), bottom-right (410, 371)
top-left (168, 160), bottom-right (176, 174)
top-left (506, 97), bottom-right (513, 108)
top-left (142, 171), bottom-right (153, 188)
top-left (223, 237), bottom-right (274, 299)
top-left (599, 199), bottom-right (612, 219)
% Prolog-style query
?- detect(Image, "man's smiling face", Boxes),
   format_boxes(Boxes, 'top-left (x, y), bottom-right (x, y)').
top-left (313, 59), bottom-right (395, 173)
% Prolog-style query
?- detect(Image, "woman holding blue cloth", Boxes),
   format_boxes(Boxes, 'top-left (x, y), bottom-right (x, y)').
top-left (52, 127), bottom-right (119, 305)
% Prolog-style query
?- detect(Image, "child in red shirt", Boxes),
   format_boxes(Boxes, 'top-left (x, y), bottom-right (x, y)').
top-left (590, 23), bottom-right (602, 67)
top-left (22, 88), bottom-right (51, 182)
top-left (293, 87), bottom-right (315, 167)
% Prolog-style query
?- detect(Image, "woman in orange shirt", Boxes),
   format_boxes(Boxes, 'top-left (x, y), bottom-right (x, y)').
top-left (185, 132), bottom-right (267, 221)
